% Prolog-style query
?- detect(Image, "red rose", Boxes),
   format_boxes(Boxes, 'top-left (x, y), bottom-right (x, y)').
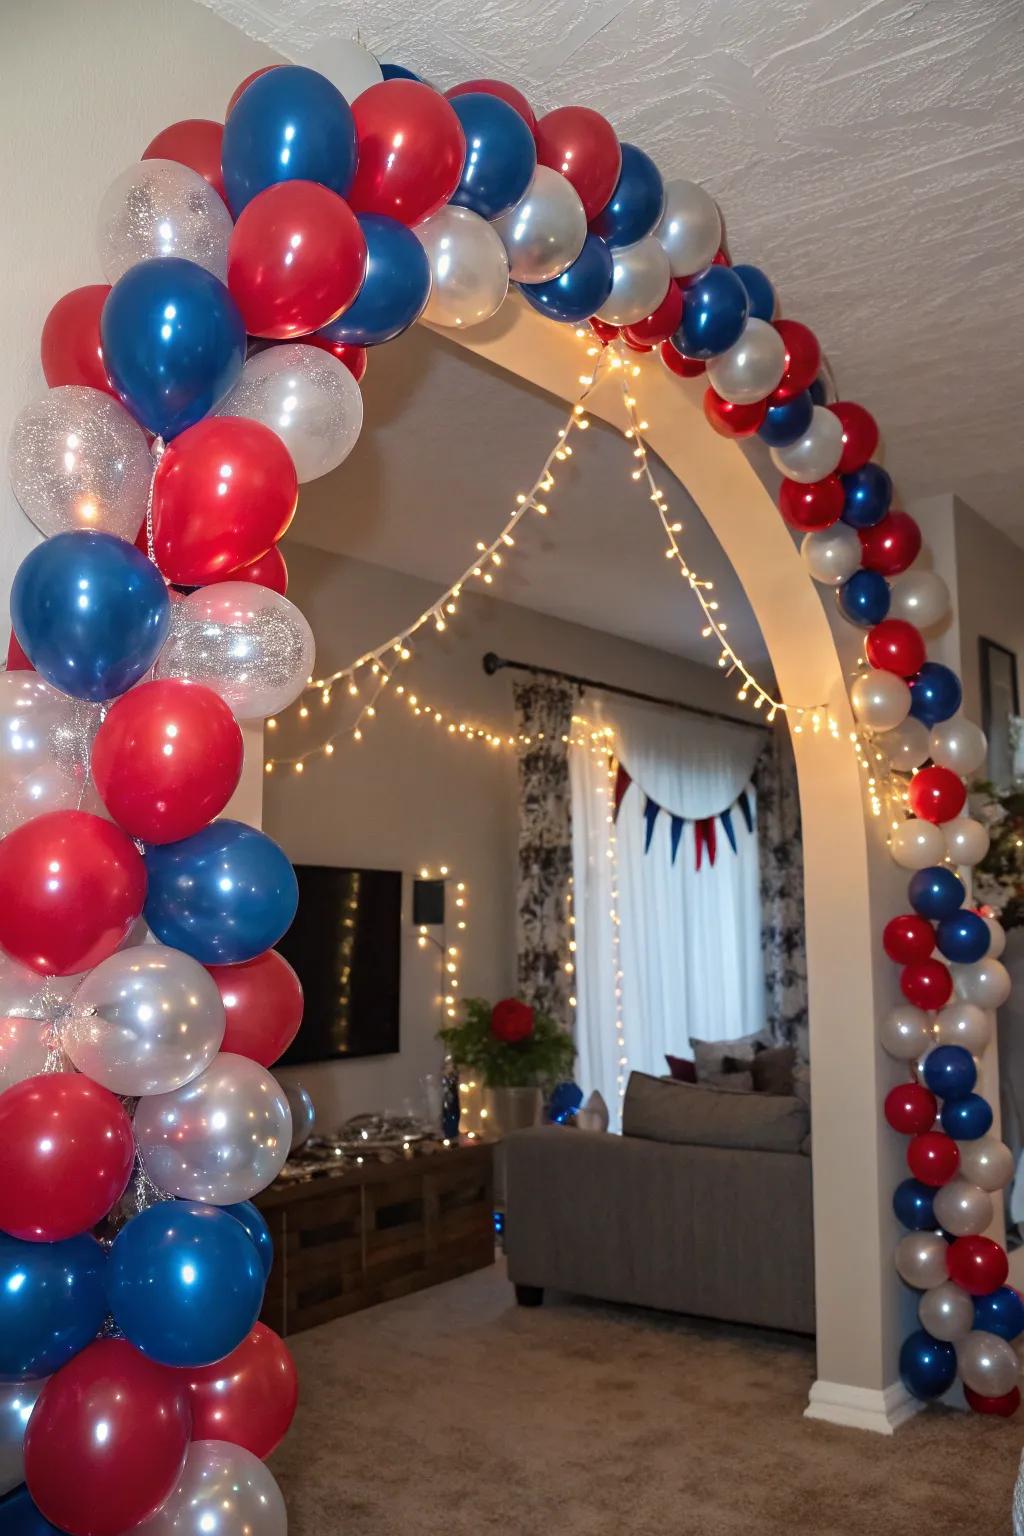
top-left (490, 998), bottom-right (535, 1044)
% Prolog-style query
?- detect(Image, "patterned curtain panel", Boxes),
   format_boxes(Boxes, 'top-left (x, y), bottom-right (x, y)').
top-left (512, 677), bottom-right (579, 1025)
top-left (753, 727), bottom-right (809, 1055)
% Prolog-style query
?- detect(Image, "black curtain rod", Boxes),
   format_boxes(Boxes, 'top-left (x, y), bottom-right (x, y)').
top-left (481, 652), bottom-right (770, 732)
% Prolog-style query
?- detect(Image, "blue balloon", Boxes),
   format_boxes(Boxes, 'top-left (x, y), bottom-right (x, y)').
top-left (380, 62), bottom-right (423, 82)
top-left (732, 264), bottom-right (776, 322)
top-left (808, 376), bottom-right (829, 406)
top-left (909, 663), bottom-right (963, 727)
top-left (908, 866), bottom-right (965, 921)
top-left (11, 531), bottom-right (170, 703)
top-left (973, 1286), bottom-right (1024, 1341)
top-left (941, 1092), bottom-right (993, 1140)
top-left (0, 1232), bottom-right (107, 1379)
top-left (841, 464), bottom-right (892, 528)
top-left (589, 143), bottom-right (664, 249)
top-left (102, 258), bottom-right (246, 440)
top-left (108, 1201), bottom-right (265, 1367)
top-left (144, 818), bottom-right (298, 965)
top-left (675, 266), bottom-right (749, 359)
top-left (222, 64), bottom-right (358, 215)
top-left (758, 390), bottom-right (813, 447)
top-left (0, 1486), bottom-right (67, 1536)
top-left (899, 1329), bottom-right (957, 1401)
top-left (548, 1081), bottom-right (584, 1124)
top-left (936, 909), bottom-right (991, 965)
top-left (836, 568), bottom-right (890, 628)
top-left (224, 1200), bottom-right (274, 1278)
top-left (893, 1179), bottom-right (937, 1231)
top-left (518, 234), bottom-right (614, 323)
top-left (316, 215), bottom-right (431, 347)
top-left (449, 93), bottom-right (536, 221)
top-left (923, 1044), bottom-right (977, 1101)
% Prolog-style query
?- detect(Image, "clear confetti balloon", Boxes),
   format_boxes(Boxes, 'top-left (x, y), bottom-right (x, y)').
top-left (0, 673), bottom-right (100, 837)
top-left (97, 159), bottom-right (233, 283)
top-left (8, 386), bottom-right (153, 541)
top-left (134, 1052), bottom-right (292, 1203)
top-left (0, 1377), bottom-right (47, 1496)
top-left (415, 205), bottom-right (509, 329)
top-left (154, 582), bottom-right (315, 721)
top-left (0, 953), bottom-right (84, 1089)
top-left (958, 1331), bottom-right (1020, 1398)
top-left (595, 235), bottom-right (671, 327)
top-left (653, 178), bottom-right (722, 278)
top-left (216, 344), bottom-right (363, 483)
top-left (63, 945), bottom-right (225, 1097)
top-left (918, 1281), bottom-right (974, 1343)
top-left (492, 166), bottom-right (587, 283)
top-left (769, 406), bottom-right (844, 483)
top-left (135, 1440), bottom-right (286, 1536)
top-left (706, 319), bottom-right (786, 404)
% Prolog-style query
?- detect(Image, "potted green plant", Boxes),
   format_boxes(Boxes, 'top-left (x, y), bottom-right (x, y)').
top-left (439, 996), bottom-right (575, 1137)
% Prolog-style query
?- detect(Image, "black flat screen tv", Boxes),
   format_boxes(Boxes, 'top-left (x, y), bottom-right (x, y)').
top-left (275, 865), bottom-right (402, 1064)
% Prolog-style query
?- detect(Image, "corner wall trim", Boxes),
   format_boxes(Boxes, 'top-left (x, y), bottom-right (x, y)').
top-left (804, 1378), bottom-right (924, 1435)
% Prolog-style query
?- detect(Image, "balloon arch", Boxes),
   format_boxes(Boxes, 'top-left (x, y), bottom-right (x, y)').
top-left (0, 51), bottom-right (1018, 1536)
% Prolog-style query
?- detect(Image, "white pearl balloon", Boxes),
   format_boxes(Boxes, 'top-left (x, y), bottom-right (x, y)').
top-left (851, 669), bottom-right (911, 731)
top-left (952, 958), bottom-right (1011, 1009)
top-left (895, 1231), bottom-right (949, 1290)
top-left (933, 1177), bottom-right (993, 1237)
top-left (293, 36), bottom-right (382, 100)
top-left (929, 717), bottom-right (988, 776)
top-left (653, 179), bottom-right (722, 278)
top-left (879, 717), bottom-right (931, 772)
top-left (888, 571), bottom-right (950, 630)
top-left (800, 524), bottom-right (862, 586)
top-left (935, 1002), bottom-right (992, 1054)
top-left (97, 160), bottom-right (232, 282)
top-left (943, 816), bottom-right (990, 867)
top-left (959, 1135), bottom-right (1014, 1192)
top-left (415, 206), bottom-right (509, 329)
top-left (983, 916), bottom-right (1006, 959)
top-left (216, 344), bottom-right (363, 483)
top-left (138, 1440), bottom-right (286, 1536)
top-left (890, 818), bottom-right (947, 869)
top-left (769, 407), bottom-right (844, 483)
top-left (705, 319), bottom-right (786, 404)
top-left (919, 1281), bottom-right (975, 1343)
top-left (492, 167), bottom-right (586, 283)
top-left (595, 236), bottom-right (672, 327)
top-left (0, 1377), bottom-right (46, 1497)
top-left (880, 1004), bottom-right (934, 1060)
top-left (957, 1331), bottom-right (1020, 1398)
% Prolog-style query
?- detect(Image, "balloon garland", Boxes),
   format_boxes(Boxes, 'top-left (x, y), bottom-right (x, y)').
top-left (0, 44), bottom-right (1014, 1536)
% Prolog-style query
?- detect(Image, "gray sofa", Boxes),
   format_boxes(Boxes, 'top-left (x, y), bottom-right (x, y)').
top-left (504, 1071), bottom-right (815, 1334)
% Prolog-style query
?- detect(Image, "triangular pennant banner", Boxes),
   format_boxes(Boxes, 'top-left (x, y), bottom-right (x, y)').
top-left (720, 807), bottom-right (737, 855)
top-left (643, 795), bottom-right (660, 853)
top-left (704, 816), bottom-right (717, 867)
top-left (694, 819), bottom-right (705, 872)
top-left (669, 815), bottom-right (685, 865)
top-left (737, 788), bottom-right (754, 834)
top-left (613, 763), bottom-right (632, 821)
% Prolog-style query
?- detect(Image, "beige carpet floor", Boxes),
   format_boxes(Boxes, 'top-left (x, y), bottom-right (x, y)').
top-left (270, 1260), bottom-right (1018, 1536)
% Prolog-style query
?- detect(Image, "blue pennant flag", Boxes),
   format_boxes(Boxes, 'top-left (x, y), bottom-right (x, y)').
top-left (737, 788), bottom-right (754, 834)
top-left (720, 807), bottom-right (737, 855)
top-left (669, 815), bottom-right (685, 865)
top-left (643, 795), bottom-right (660, 852)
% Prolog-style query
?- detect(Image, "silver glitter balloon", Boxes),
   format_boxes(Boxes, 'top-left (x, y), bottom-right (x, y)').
top-left (918, 1281), bottom-right (974, 1343)
top-left (653, 178), bottom-right (722, 278)
top-left (134, 1052), bottom-right (292, 1203)
top-left (155, 581), bottom-right (316, 721)
top-left (0, 1377), bottom-right (46, 1496)
top-left (8, 386), bottom-right (153, 542)
top-left (958, 1330), bottom-right (1020, 1398)
top-left (894, 1231), bottom-right (948, 1289)
top-left (492, 166), bottom-right (587, 283)
top-left (136, 1441), bottom-right (286, 1536)
top-left (97, 159), bottom-right (233, 283)
top-left (933, 1176), bottom-right (994, 1237)
top-left (595, 236), bottom-right (671, 327)
top-left (706, 319), bottom-right (787, 404)
top-left (769, 405), bottom-right (845, 482)
top-left (415, 205), bottom-right (509, 329)
top-left (216, 344), bottom-right (363, 483)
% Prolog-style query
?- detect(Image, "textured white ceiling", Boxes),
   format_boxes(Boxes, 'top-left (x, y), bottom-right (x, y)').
top-left (200, 0), bottom-right (1024, 541)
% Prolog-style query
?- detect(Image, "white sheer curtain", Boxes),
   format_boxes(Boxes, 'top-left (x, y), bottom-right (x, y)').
top-left (571, 697), bottom-right (765, 1126)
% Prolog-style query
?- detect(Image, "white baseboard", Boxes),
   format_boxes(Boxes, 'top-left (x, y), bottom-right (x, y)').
top-left (804, 1378), bottom-right (924, 1434)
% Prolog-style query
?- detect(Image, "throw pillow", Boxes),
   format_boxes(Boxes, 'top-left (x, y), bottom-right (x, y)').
top-left (665, 1054), bottom-right (698, 1083)
top-left (690, 1029), bottom-right (771, 1083)
top-left (722, 1045), bottom-right (796, 1096)
top-left (702, 1070), bottom-right (754, 1093)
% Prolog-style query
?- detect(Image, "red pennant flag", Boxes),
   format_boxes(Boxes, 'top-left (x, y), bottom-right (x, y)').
top-left (613, 762), bottom-right (632, 821)
top-left (6, 630), bottom-right (32, 671)
top-left (695, 817), bottom-right (717, 871)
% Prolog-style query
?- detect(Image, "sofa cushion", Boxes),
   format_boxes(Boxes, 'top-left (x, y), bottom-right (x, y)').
top-left (621, 1071), bottom-right (809, 1153)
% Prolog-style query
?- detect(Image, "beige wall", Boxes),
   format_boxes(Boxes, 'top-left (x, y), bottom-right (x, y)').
top-left (952, 497), bottom-right (1024, 734)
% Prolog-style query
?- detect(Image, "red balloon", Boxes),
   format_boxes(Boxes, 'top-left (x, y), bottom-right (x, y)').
top-left (307, 335), bottom-right (368, 381)
top-left (965, 1385), bottom-right (1020, 1417)
top-left (778, 476), bottom-right (844, 531)
top-left (152, 416), bottom-right (297, 585)
top-left (227, 65), bottom-right (279, 118)
top-left (24, 1339), bottom-right (190, 1536)
top-left (143, 119), bottom-right (226, 201)
top-left (901, 958), bottom-right (953, 1010)
top-left (0, 810), bottom-right (145, 975)
top-left (623, 337), bottom-right (654, 354)
top-left (445, 78), bottom-right (536, 134)
top-left (206, 949), bottom-right (304, 1066)
top-left (91, 679), bottom-right (244, 844)
top-left (769, 320), bottom-right (821, 403)
top-left (947, 1235), bottom-right (1009, 1295)
top-left (226, 544), bottom-right (289, 596)
top-left (885, 1082), bottom-right (938, 1136)
top-left (0, 1075), bottom-right (134, 1241)
top-left (228, 180), bottom-right (367, 340)
top-left (703, 388), bottom-right (767, 438)
top-left (865, 618), bottom-right (926, 677)
top-left (907, 1130), bottom-right (960, 1187)
top-left (858, 511), bottom-right (922, 576)
top-left (40, 285), bottom-right (114, 394)
top-left (535, 106), bottom-right (621, 220)
top-left (589, 317), bottom-right (620, 344)
top-left (349, 81), bottom-right (466, 226)
top-left (883, 913), bottom-right (936, 965)
top-left (186, 1323), bottom-right (298, 1458)
top-left (6, 629), bottom-right (33, 670)
top-left (908, 765), bottom-right (967, 825)
top-left (712, 247), bottom-right (731, 267)
top-left (829, 401), bottom-right (879, 473)
top-left (623, 282), bottom-right (683, 347)
top-left (660, 340), bottom-right (705, 378)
